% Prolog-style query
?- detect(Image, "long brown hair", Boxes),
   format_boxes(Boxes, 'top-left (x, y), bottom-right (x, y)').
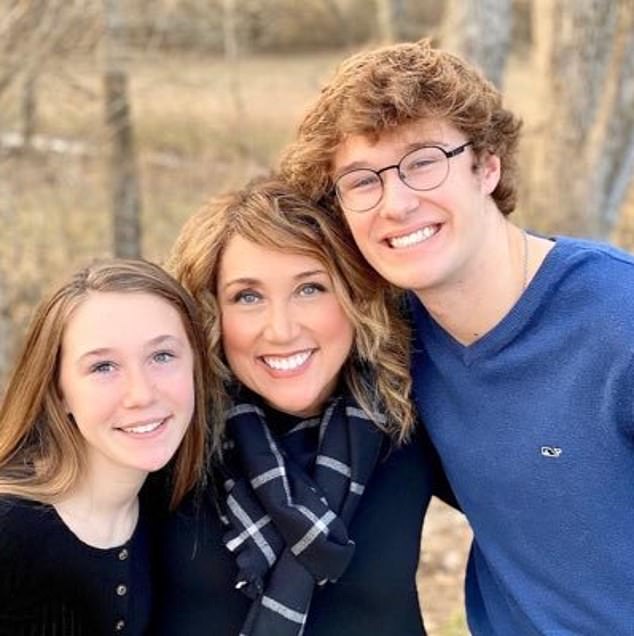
top-left (0, 259), bottom-right (209, 509)
top-left (168, 175), bottom-right (414, 447)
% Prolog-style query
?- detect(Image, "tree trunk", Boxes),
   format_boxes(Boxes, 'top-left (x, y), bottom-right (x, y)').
top-left (589, 1), bottom-right (634, 236)
top-left (527, 0), bottom-right (633, 238)
top-left (222, 0), bottom-right (249, 157)
top-left (222, 0), bottom-right (243, 118)
top-left (376, 0), bottom-right (396, 44)
top-left (21, 72), bottom-right (37, 149)
top-left (0, 178), bottom-right (11, 388)
top-left (103, 0), bottom-right (141, 258)
top-left (441, 0), bottom-right (512, 87)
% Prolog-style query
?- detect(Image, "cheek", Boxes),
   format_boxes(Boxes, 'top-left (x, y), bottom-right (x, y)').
top-left (176, 380), bottom-right (196, 421)
top-left (60, 382), bottom-right (106, 422)
top-left (343, 212), bottom-right (371, 243)
top-left (169, 359), bottom-right (197, 412)
top-left (221, 314), bottom-right (253, 363)
top-left (319, 303), bottom-right (355, 353)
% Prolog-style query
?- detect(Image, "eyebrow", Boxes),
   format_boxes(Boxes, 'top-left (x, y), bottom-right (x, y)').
top-left (334, 140), bottom-right (450, 178)
top-left (221, 269), bottom-right (328, 292)
top-left (78, 335), bottom-right (182, 361)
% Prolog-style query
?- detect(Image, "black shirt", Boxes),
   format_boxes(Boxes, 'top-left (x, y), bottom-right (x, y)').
top-left (0, 497), bottom-right (152, 636)
top-left (151, 427), bottom-right (441, 636)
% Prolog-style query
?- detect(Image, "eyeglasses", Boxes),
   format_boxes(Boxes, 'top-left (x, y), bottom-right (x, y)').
top-left (334, 141), bottom-right (473, 213)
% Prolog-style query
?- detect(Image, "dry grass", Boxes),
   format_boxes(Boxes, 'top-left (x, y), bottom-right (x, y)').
top-left (0, 50), bottom-right (345, 363)
top-left (1, 46), bottom-right (633, 635)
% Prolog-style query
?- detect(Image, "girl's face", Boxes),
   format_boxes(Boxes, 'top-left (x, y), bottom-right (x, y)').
top-left (58, 291), bottom-right (195, 480)
top-left (217, 235), bottom-right (355, 417)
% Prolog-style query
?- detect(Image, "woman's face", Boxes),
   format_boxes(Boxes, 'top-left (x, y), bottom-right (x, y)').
top-left (58, 291), bottom-right (195, 480)
top-left (217, 235), bottom-right (355, 417)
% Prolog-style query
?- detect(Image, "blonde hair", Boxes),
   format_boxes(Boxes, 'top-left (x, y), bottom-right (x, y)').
top-left (167, 175), bottom-right (415, 444)
top-left (281, 38), bottom-right (522, 216)
top-left (0, 259), bottom-right (209, 510)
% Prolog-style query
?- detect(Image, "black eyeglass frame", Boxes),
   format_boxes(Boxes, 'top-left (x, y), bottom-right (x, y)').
top-left (334, 140), bottom-right (473, 213)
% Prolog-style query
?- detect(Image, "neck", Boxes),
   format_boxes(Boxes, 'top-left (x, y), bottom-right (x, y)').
top-left (416, 219), bottom-right (551, 346)
top-left (54, 453), bottom-right (146, 549)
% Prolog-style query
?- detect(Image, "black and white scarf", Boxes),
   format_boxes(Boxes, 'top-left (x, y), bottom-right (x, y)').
top-left (220, 390), bottom-right (385, 636)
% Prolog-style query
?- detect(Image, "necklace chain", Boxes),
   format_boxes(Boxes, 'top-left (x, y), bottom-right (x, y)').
top-left (521, 229), bottom-right (529, 292)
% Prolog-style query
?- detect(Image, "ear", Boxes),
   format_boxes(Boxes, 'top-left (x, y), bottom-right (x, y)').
top-left (479, 152), bottom-right (501, 195)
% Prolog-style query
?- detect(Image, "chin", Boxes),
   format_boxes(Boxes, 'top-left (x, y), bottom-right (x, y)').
top-left (133, 452), bottom-right (177, 474)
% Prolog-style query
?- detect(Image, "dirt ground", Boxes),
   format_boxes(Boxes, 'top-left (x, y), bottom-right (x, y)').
top-left (417, 498), bottom-right (473, 635)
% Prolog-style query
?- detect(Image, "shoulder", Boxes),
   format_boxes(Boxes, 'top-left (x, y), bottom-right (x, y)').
top-left (0, 496), bottom-right (52, 529)
top-left (551, 236), bottom-right (634, 279)
top-left (0, 497), bottom-right (55, 549)
top-left (545, 237), bottom-right (634, 314)
top-left (0, 498), bottom-right (58, 588)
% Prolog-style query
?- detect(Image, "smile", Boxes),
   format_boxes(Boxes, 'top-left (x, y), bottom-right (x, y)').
top-left (388, 224), bottom-right (439, 248)
top-left (261, 350), bottom-right (313, 371)
top-left (118, 419), bottom-right (166, 435)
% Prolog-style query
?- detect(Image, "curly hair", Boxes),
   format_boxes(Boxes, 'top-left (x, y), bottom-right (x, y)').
top-left (167, 175), bottom-right (415, 445)
top-left (0, 259), bottom-right (209, 510)
top-left (281, 38), bottom-right (522, 216)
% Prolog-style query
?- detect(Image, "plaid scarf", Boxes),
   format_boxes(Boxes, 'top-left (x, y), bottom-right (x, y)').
top-left (220, 391), bottom-right (385, 636)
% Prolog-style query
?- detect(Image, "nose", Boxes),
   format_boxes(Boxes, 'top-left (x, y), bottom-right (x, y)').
top-left (377, 169), bottom-right (419, 221)
top-left (263, 301), bottom-right (300, 343)
top-left (123, 366), bottom-right (156, 408)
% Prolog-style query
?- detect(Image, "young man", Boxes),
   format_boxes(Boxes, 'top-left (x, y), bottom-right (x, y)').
top-left (281, 39), bottom-right (634, 635)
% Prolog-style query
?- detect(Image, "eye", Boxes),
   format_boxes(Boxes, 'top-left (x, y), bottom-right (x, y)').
top-left (340, 171), bottom-right (381, 192)
top-left (403, 148), bottom-right (443, 173)
top-left (297, 282), bottom-right (326, 297)
top-left (153, 351), bottom-right (175, 364)
top-left (90, 361), bottom-right (116, 374)
top-left (232, 289), bottom-right (262, 305)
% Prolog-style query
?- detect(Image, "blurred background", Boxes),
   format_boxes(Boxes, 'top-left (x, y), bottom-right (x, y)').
top-left (1, 1), bottom-right (632, 633)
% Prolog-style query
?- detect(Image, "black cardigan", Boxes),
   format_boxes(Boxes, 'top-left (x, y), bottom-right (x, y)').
top-left (0, 496), bottom-right (152, 636)
top-left (151, 427), bottom-right (443, 636)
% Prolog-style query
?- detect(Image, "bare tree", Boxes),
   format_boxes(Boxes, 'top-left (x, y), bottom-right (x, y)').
top-left (223, 0), bottom-right (256, 159)
top-left (441, 0), bottom-right (512, 87)
top-left (223, 3), bottom-right (244, 121)
top-left (103, 0), bottom-right (142, 257)
top-left (20, 71), bottom-right (37, 148)
top-left (528, 0), bottom-right (634, 237)
top-left (376, 0), bottom-right (396, 43)
top-left (0, 299), bottom-right (9, 389)
top-left (0, 174), bottom-right (11, 387)
top-left (0, 1), bottom-right (99, 116)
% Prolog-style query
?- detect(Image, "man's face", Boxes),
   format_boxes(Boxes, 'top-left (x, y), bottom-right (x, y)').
top-left (332, 119), bottom-right (501, 298)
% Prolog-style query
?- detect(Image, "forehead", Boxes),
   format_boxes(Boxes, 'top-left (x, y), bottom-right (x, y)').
top-left (219, 234), bottom-right (327, 283)
top-left (333, 118), bottom-right (463, 174)
top-left (62, 291), bottom-right (185, 351)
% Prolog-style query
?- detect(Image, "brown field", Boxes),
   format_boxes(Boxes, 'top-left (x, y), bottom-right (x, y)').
top-left (1, 46), bottom-right (633, 635)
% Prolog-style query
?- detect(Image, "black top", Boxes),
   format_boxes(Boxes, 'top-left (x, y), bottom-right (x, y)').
top-left (151, 426), bottom-right (443, 636)
top-left (0, 496), bottom-right (152, 636)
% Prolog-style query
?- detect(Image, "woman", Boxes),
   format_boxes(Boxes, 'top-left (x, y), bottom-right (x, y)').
top-left (154, 177), bottom-right (446, 635)
top-left (0, 259), bottom-right (208, 635)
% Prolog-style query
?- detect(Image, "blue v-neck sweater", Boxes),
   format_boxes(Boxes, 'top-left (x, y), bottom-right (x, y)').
top-left (410, 237), bottom-right (634, 635)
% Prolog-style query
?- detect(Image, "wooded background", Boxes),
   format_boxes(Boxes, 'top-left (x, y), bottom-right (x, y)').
top-left (0, 2), bottom-right (632, 634)
top-left (1, 0), bottom-right (633, 385)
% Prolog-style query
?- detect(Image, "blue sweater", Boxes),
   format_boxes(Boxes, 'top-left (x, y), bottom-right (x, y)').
top-left (410, 237), bottom-right (634, 635)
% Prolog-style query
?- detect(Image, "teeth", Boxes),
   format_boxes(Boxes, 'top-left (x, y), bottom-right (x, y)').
top-left (123, 420), bottom-right (163, 434)
top-left (388, 225), bottom-right (438, 248)
top-left (262, 351), bottom-right (311, 371)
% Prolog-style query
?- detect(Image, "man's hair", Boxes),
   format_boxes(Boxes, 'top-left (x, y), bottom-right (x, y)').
top-left (281, 38), bottom-right (522, 216)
